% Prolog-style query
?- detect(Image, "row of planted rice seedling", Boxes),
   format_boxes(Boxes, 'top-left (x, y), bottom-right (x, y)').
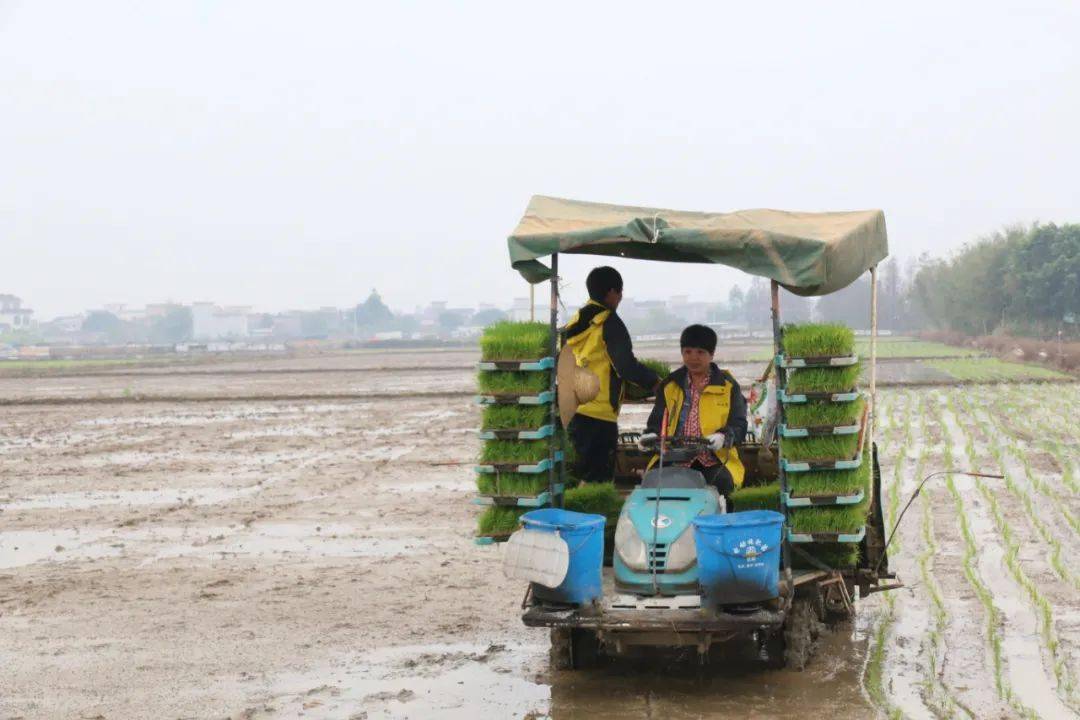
top-left (475, 322), bottom-right (559, 541)
top-left (776, 323), bottom-right (870, 562)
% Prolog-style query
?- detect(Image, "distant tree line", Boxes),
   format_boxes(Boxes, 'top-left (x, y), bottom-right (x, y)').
top-left (911, 223), bottom-right (1079, 337)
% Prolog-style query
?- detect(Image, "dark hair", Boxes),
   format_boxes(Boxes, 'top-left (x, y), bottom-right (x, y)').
top-left (585, 266), bottom-right (623, 302)
top-left (680, 324), bottom-right (717, 354)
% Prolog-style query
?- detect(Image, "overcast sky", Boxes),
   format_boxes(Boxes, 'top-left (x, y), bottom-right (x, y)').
top-left (3, 1), bottom-right (1079, 319)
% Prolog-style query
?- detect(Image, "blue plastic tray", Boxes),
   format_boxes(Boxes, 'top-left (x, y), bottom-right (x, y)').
top-left (477, 424), bottom-right (555, 440)
top-left (788, 526), bottom-right (866, 544)
top-left (475, 452), bottom-right (564, 474)
top-left (778, 353), bottom-right (859, 368)
top-left (783, 489), bottom-right (865, 508)
top-left (476, 357), bottom-right (554, 372)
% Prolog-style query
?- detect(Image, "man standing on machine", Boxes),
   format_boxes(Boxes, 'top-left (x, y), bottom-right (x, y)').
top-left (642, 324), bottom-right (747, 508)
top-left (563, 266), bottom-right (660, 483)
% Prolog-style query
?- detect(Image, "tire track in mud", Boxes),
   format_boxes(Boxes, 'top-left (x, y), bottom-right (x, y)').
top-left (931, 393), bottom-right (1074, 718)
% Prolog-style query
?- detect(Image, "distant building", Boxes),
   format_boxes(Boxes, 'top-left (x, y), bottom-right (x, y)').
top-left (191, 302), bottom-right (250, 340)
top-left (0, 294), bottom-right (33, 332)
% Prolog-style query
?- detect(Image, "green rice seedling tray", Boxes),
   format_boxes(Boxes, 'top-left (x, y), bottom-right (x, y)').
top-left (781, 323), bottom-right (855, 358)
top-left (788, 526), bottom-right (866, 543)
top-left (477, 391), bottom-right (555, 405)
top-left (476, 370), bottom-right (551, 395)
top-left (784, 364), bottom-right (862, 395)
top-left (476, 452), bottom-right (563, 474)
top-left (563, 482), bottom-right (624, 525)
top-left (472, 486), bottom-right (563, 507)
top-left (478, 425), bottom-right (555, 440)
top-left (779, 423), bottom-right (860, 437)
top-left (787, 493), bottom-right (869, 543)
top-left (782, 452), bottom-right (863, 472)
top-left (476, 357), bottom-right (554, 372)
top-left (791, 543), bottom-right (860, 569)
top-left (780, 389), bottom-right (860, 403)
top-left (475, 506), bottom-right (528, 543)
top-left (781, 433), bottom-right (861, 463)
top-left (476, 472), bottom-right (547, 497)
top-left (730, 483), bottom-right (782, 512)
top-left (783, 397), bottom-right (865, 428)
top-left (783, 489), bottom-right (865, 508)
top-left (785, 461), bottom-right (870, 505)
top-left (480, 321), bottom-right (549, 361)
top-left (778, 353), bottom-right (859, 368)
top-left (481, 405), bottom-right (549, 430)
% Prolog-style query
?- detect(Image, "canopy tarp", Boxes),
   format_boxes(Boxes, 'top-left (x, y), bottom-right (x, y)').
top-left (508, 196), bottom-right (888, 296)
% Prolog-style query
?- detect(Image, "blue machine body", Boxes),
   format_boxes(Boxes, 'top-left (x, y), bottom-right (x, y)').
top-left (613, 466), bottom-right (722, 596)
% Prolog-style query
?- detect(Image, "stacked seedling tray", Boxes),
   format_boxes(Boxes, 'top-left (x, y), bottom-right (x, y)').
top-left (474, 322), bottom-right (563, 544)
top-left (777, 323), bottom-right (870, 555)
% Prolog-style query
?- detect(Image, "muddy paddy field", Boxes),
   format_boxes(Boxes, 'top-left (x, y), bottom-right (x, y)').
top-left (1, 349), bottom-right (1077, 719)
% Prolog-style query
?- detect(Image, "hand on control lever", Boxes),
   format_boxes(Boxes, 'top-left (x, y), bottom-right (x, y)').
top-left (708, 431), bottom-right (733, 450)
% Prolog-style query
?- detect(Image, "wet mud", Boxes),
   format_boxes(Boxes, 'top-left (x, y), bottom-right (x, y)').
top-left (1, 354), bottom-right (1077, 719)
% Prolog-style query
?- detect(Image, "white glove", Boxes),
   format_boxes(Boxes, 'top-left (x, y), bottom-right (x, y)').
top-left (708, 432), bottom-right (727, 451)
top-left (636, 432), bottom-right (658, 451)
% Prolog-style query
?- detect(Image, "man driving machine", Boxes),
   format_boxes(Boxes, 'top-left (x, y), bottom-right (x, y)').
top-left (640, 324), bottom-right (747, 507)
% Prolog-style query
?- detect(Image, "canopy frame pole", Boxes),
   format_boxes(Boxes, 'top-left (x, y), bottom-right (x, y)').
top-left (548, 253), bottom-right (562, 507)
top-left (770, 281), bottom-right (792, 598)
top-left (530, 284), bottom-right (535, 322)
top-left (869, 266), bottom-right (878, 445)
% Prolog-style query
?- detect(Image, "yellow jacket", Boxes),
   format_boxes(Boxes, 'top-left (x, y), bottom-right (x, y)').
top-left (644, 364), bottom-right (747, 487)
top-left (564, 300), bottom-right (659, 423)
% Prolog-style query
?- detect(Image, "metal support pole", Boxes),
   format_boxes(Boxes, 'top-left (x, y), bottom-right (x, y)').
top-left (530, 284), bottom-right (535, 323)
top-left (547, 254), bottom-right (562, 506)
top-left (770, 281), bottom-right (792, 593)
top-left (869, 266), bottom-right (878, 445)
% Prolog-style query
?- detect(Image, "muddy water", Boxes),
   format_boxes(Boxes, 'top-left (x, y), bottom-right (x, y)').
top-left (262, 622), bottom-right (874, 720)
top-left (3, 354), bottom-right (1077, 719)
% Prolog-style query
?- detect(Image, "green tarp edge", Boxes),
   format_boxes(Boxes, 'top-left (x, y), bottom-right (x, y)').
top-left (507, 197), bottom-right (889, 297)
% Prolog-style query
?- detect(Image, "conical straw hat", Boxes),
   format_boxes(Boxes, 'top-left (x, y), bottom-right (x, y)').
top-left (557, 344), bottom-right (600, 427)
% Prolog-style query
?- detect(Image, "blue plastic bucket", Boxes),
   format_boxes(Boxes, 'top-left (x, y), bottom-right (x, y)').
top-left (692, 510), bottom-right (784, 605)
top-left (521, 508), bottom-right (605, 605)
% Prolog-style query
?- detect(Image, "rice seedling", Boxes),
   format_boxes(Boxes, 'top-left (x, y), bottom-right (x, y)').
top-left (784, 396), bottom-right (864, 427)
top-left (782, 323), bottom-right (855, 357)
top-left (624, 359), bottom-right (671, 400)
top-left (789, 496), bottom-right (869, 534)
top-left (929, 395), bottom-right (1025, 712)
top-left (479, 440), bottom-right (550, 464)
top-left (927, 358), bottom-right (1069, 382)
top-left (480, 321), bottom-right (550, 361)
top-left (787, 460), bottom-right (870, 497)
top-left (785, 363), bottom-right (862, 394)
top-left (781, 434), bottom-right (861, 462)
top-left (791, 542), bottom-right (859, 568)
top-left (731, 482), bottom-right (780, 512)
top-left (865, 391), bottom-right (910, 718)
top-left (476, 370), bottom-right (551, 394)
top-left (951, 394), bottom-right (1079, 700)
top-left (563, 482), bottom-right (624, 523)
top-left (481, 405), bottom-right (551, 430)
top-left (476, 506), bottom-right (528, 536)
top-left (476, 473), bottom-right (549, 497)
